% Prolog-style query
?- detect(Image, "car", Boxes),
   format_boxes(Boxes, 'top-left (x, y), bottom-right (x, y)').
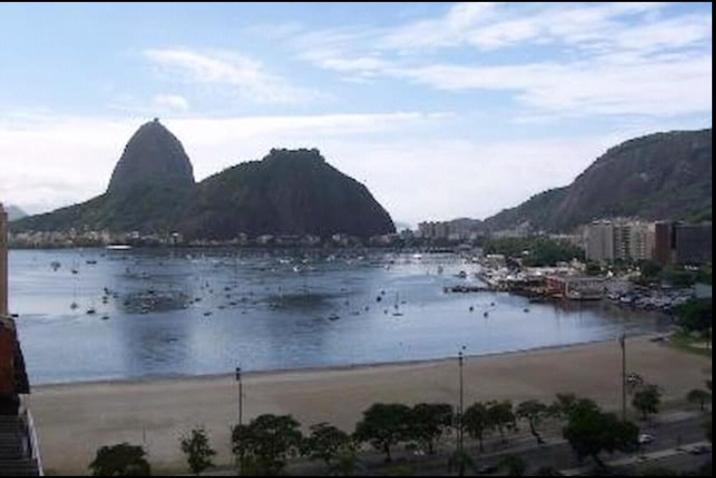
top-left (688, 444), bottom-right (711, 455)
top-left (477, 464), bottom-right (499, 474)
top-left (638, 433), bottom-right (655, 445)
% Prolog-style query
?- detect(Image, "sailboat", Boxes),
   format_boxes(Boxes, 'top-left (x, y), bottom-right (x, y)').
top-left (392, 292), bottom-right (404, 316)
top-left (70, 265), bottom-right (79, 310)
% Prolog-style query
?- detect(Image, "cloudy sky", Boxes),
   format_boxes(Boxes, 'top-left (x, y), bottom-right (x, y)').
top-left (0, 2), bottom-right (711, 226)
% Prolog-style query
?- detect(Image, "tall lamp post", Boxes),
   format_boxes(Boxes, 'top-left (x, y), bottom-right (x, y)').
top-left (457, 346), bottom-right (466, 476)
top-left (235, 366), bottom-right (243, 475)
top-left (235, 367), bottom-right (243, 427)
top-left (619, 333), bottom-right (626, 421)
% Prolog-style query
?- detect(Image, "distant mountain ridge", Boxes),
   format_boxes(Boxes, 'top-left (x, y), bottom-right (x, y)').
top-left (483, 128), bottom-right (712, 232)
top-left (11, 121), bottom-right (395, 239)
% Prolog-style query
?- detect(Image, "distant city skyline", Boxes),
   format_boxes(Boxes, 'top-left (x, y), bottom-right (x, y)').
top-left (0, 2), bottom-right (711, 226)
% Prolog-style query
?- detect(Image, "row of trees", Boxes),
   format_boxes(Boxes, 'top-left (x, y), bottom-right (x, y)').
top-left (482, 236), bottom-right (585, 267)
top-left (89, 378), bottom-right (712, 476)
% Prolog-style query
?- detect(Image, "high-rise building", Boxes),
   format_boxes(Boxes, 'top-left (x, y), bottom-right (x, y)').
top-left (585, 220), bottom-right (614, 262)
top-left (653, 221), bottom-right (675, 266)
top-left (0, 203), bottom-right (7, 317)
top-left (586, 219), bottom-right (654, 263)
top-left (675, 222), bottom-right (712, 265)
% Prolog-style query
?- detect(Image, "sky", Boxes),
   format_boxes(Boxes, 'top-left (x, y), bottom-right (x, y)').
top-left (0, 2), bottom-right (711, 227)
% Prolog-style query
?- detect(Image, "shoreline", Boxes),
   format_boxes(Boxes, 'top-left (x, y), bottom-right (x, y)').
top-left (32, 331), bottom-right (662, 389)
top-left (28, 334), bottom-right (710, 475)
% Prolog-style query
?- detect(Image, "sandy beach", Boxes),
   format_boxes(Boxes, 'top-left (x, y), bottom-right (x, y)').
top-left (29, 336), bottom-right (711, 475)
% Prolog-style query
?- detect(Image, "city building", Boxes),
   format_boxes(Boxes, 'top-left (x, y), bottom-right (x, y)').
top-left (417, 218), bottom-right (484, 241)
top-left (545, 275), bottom-right (606, 300)
top-left (674, 222), bottom-right (712, 265)
top-left (585, 220), bottom-right (615, 262)
top-left (585, 219), bottom-right (654, 262)
top-left (653, 221), bottom-right (675, 266)
top-left (653, 221), bottom-right (712, 266)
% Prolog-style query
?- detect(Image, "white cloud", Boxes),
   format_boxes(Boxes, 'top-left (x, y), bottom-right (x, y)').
top-left (152, 94), bottom-right (189, 111)
top-left (394, 53), bottom-right (712, 117)
top-left (292, 2), bottom-right (711, 118)
top-left (382, 2), bottom-right (674, 52)
top-left (144, 48), bottom-right (320, 104)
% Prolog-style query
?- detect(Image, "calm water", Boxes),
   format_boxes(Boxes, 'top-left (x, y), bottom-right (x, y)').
top-left (9, 248), bottom-right (668, 384)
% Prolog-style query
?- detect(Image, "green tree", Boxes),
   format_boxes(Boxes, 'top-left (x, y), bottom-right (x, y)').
top-left (463, 402), bottom-right (492, 452)
top-left (487, 400), bottom-right (517, 443)
top-left (498, 454), bottom-right (527, 476)
top-left (332, 446), bottom-right (360, 476)
top-left (686, 389), bottom-right (712, 412)
top-left (675, 298), bottom-right (712, 333)
top-left (548, 393), bottom-right (577, 420)
top-left (88, 443), bottom-right (151, 476)
top-left (180, 428), bottom-right (216, 475)
top-left (447, 449), bottom-right (475, 475)
top-left (638, 260), bottom-right (662, 281)
top-left (354, 403), bottom-right (412, 462)
top-left (231, 414), bottom-right (303, 475)
top-left (562, 399), bottom-right (639, 469)
top-left (632, 384), bottom-right (662, 420)
top-left (302, 422), bottom-right (352, 470)
top-left (516, 400), bottom-right (549, 445)
top-left (407, 403), bottom-right (454, 454)
top-left (585, 262), bottom-right (602, 276)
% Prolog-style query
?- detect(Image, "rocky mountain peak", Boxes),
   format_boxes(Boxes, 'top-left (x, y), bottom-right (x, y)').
top-left (107, 119), bottom-right (195, 195)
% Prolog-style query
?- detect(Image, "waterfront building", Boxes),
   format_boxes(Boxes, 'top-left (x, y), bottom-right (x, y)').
top-left (545, 275), bottom-right (605, 300)
top-left (585, 219), bottom-right (654, 263)
top-left (653, 221), bottom-right (675, 266)
top-left (418, 221), bottom-right (451, 239)
top-left (417, 218), bottom-right (483, 241)
top-left (674, 222), bottom-right (712, 265)
top-left (585, 220), bottom-right (614, 262)
top-left (653, 221), bottom-right (712, 266)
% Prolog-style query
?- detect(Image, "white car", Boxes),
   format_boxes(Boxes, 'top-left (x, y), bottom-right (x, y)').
top-left (638, 433), bottom-right (655, 445)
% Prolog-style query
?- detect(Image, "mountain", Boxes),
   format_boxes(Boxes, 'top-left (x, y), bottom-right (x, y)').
top-left (182, 148), bottom-right (395, 239)
top-left (484, 128), bottom-right (712, 233)
top-left (11, 121), bottom-right (395, 239)
top-left (13, 119), bottom-right (195, 233)
top-left (4, 205), bottom-right (27, 221)
top-left (108, 118), bottom-right (195, 195)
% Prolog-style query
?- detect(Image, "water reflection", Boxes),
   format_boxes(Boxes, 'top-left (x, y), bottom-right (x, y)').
top-left (9, 248), bottom-right (668, 384)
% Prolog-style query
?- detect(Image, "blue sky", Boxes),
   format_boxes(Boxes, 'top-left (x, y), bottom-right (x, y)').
top-left (0, 2), bottom-right (712, 226)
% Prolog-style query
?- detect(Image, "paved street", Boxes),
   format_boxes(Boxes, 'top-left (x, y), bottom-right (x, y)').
top-left (198, 409), bottom-right (711, 476)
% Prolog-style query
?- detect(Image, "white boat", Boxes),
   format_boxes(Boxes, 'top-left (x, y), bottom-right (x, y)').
top-left (106, 244), bottom-right (132, 250)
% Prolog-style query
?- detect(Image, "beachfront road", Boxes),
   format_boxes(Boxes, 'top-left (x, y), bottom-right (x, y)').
top-left (266, 410), bottom-right (711, 476)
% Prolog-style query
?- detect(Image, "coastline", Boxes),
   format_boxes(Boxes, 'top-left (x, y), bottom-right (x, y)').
top-left (29, 334), bottom-right (711, 475)
top-left (32, 332), bottom-right (659, 389)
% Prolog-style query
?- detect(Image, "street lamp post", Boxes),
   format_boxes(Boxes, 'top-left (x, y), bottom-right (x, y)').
top-left (235, 366), bottom-right (243, 475)
top-left (619, 333), bottom-right (626, 421)
top-left (235, 366), bottom-right (243, 427)
top-left (457, 347), bottom-right (466, 476)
